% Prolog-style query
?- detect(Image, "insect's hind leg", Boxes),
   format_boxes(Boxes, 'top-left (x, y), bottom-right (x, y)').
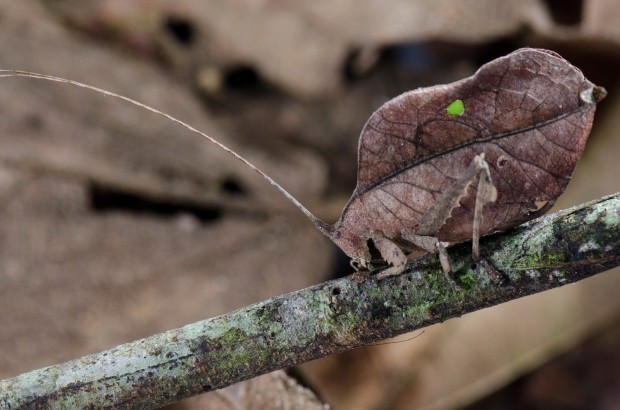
top-left (470, 155), bottom-right (497, 260)
top-left (401, 233), bottom-right (453, 283)
top-left (405, 153), bottom-right (498, 272)
top-left (400, 234), bottom-right (451, 273)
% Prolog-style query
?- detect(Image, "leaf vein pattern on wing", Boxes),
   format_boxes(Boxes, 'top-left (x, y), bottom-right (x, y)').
top-left (491, 144), bottom-right (555, 197)
top-left (494, 141), bottom-right (568, 181)
top-left (357, 104), bottom-right (588, 196)
top-left (377, 110), bottom-right (417, 128)
top-left (365, 122), bottom-right (417, 147)
top-left (376, 186), bottom-right (425, 216)
top-left (374, 193), bottom-right (407, 223)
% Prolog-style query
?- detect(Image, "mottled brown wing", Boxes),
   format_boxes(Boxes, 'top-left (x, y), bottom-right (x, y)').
top-left (338, 48), bottom-right (603, 244)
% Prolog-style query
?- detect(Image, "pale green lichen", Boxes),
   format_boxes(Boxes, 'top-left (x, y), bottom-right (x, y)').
top-left (457, 271), bottom-right (478, 288)
top-left (584, 197), bottom-right (619, 227)
top-left (578, 240), bottom-right (600, 253)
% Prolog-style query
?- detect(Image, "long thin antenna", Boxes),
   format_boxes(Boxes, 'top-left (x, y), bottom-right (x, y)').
top-left (0, 70), bottom-right (332, 236)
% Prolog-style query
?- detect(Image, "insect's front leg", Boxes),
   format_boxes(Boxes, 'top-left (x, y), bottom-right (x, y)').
top-left (372, 236), bottom-right (408, 279)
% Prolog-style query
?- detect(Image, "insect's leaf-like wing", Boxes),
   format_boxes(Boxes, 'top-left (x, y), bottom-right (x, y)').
top-left (340, 48), bottom-right (604, 244)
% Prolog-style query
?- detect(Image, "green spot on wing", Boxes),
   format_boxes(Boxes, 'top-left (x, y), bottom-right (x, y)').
top-left (446, 99), bottom-right (465, 116)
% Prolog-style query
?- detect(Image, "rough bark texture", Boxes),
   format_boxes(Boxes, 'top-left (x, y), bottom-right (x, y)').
top-left (0, 193), bottom-right (618, 409)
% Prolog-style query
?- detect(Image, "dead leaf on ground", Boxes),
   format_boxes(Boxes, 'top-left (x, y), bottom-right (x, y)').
top-left (46, 0), bottom-right (620, 98)
top-left (46, 0), bottom-right (553, 97)
top-left (0, 2), bottom-right (332, 379)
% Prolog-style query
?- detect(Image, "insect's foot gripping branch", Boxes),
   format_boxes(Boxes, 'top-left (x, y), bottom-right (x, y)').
top-left (373, 237), bottom-right (408, 279)
top-left (436, 241), bottom-right (457, 283)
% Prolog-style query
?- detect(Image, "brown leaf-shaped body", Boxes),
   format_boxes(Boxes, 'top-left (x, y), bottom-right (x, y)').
top-left (329, 48), bottom-right (604, 264)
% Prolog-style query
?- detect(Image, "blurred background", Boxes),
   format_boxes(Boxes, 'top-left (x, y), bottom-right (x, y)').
top-left (0, 1), bottom-right (619, 409)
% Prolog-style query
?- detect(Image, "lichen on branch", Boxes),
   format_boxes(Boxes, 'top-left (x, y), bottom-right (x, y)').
top-left (0, 193), bottom-right (618, 409)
